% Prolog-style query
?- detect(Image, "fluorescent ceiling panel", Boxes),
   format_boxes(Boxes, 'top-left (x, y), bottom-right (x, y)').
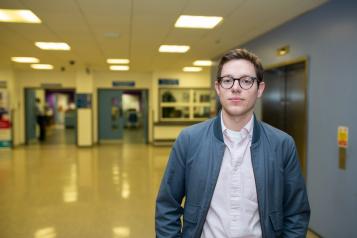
top-left (0, 9), bottom-right (41, 23)
top-left (35, 42), bottom-right (71, 51)
top-left (175, 15), bottom-right (222, 29)
top-left (183, 67), bottom-right (202, 72)
top-left (110, 65), bottom-right (129, 71)
top-left (159, 45), bottom-right (190, 53)
top-left (107, 59), bottom-right (130, 64)
top-left (31, 64), bottom-right (54, 70)
top-left (193, 60), bottom-right (213, 66)
top-left (11, 57), bottom-right (39, 63)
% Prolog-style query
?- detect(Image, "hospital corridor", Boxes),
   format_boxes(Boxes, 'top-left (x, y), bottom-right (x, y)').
top-left (0, 0), bottom-right (356, 237)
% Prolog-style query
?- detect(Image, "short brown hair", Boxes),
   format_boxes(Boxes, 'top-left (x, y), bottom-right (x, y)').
top-left (216, 48), bottom-right (264, 83)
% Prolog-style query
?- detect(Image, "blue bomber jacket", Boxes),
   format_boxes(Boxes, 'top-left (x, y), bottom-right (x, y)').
top-left (155, 114), bottom-right (310, 238)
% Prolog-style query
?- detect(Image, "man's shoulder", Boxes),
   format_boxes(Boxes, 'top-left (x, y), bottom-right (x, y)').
top-left (181, 117), bottom-right (215, 136)
top-left (258, 121), bottom-right (294, 144)
top-left (174, 117), bottom-right (216, 157)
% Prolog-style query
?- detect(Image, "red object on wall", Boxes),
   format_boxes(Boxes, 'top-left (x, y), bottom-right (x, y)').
top-left (0, 119), bottom-right (11, 129)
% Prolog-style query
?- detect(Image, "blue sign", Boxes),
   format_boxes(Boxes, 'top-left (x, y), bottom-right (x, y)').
top-left (112, 81), bottom-right (135, 87)
top-left (159, 79), bottom-right (179, 86)
top-left (76, 94), bottom-right (92, 108)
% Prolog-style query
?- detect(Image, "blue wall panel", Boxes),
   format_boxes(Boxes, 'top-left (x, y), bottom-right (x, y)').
top-left (241, 1), bottom-right (357, 237)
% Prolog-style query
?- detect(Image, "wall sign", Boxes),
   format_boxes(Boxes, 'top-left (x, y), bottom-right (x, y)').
top-left (337, 126), bottom-right (348, 170)
top-left (112, 81), bottom-right (135, 87)
top-left (158, 79), bottom-right (179, 86)
top-left (337, 126), bottom-right (348, 148)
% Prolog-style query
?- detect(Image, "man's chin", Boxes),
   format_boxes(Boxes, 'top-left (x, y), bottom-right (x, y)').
top-left (223, 106), bottom-right (252, 118)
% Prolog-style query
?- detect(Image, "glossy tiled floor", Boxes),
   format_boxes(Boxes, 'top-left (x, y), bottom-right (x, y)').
top-left (42, 125), bottom-right (75, 145)
top-left (0, 142), bottom-right (319, 238)
top-left (0, 143), bottom-right (169, 238)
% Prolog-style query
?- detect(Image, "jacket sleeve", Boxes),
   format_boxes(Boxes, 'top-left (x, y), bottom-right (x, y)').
top-left (282, 137), bottom-right (311, 238)
top-left (155, 130), bottom-right (188, 238)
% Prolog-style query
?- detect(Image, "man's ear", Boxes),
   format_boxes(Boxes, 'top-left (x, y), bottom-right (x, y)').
top-left (214, 81), bottom-right (221, 96)
top-left (257, 82), bottom-right (265, 98)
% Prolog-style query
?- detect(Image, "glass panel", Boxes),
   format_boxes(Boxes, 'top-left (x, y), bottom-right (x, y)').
top-left (161, 89), bottom-right (190, 103)
top-left (193, 90), bottom-right (211, 103)
top-left (194, 106), bottom-right (210, 118)
top-left (162, 106), bottom-right (189, 119)
top-left (111, 97), bottom-right (120, 129)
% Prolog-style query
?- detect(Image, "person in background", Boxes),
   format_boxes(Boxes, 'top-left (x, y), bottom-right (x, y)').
top-left (155, 49), bottom-right (310, 238)
top-left (35, 98), bottom-right (46, 142)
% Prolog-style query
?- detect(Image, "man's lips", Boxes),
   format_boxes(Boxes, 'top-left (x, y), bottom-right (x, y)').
top-left (228, 97), bottom-right (244, 102)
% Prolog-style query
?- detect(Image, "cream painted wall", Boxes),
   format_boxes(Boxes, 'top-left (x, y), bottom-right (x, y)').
top-left (76, 70), bottom-right (93, 146)
top-left (76, 70), bottom-right (93, 92)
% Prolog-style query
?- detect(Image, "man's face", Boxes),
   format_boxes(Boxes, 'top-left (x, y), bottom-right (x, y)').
top-left (215, 59), bottom-right (265, 118)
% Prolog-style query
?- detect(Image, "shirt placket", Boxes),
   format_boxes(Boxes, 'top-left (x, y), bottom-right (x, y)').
top-left (230, 132), bottom-right (250, 237)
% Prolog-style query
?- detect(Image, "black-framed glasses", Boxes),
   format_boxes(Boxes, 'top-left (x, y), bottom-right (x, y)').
top-left (217, 75), bottom-right (257, 90)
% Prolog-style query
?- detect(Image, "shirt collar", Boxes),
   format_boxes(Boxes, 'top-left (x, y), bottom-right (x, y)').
top-left (220, 111), bottom-right (254, 140)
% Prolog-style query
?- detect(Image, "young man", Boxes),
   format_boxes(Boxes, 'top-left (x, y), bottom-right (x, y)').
top-left (156, 49), bottom-right (310, 238)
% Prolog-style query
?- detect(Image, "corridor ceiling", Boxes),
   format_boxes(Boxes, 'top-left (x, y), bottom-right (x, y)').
top-left (0, 0), bottom-right (327, 72)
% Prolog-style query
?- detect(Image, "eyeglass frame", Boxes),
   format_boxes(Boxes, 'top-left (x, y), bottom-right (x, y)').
top-left (217, 75), bottom-right (259, 90)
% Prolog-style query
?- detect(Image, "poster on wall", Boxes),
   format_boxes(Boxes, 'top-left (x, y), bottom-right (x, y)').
top-left (0, 89), bottom-right (12, 148)
top-left (76, 94), bottom-right (92, 108)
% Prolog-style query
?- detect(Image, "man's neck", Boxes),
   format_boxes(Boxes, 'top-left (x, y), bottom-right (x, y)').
top-left (221, 110), bottom-right (253, 131)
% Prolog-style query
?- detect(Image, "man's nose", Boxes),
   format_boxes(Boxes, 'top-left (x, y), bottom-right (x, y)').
top-left (231, 80), bottom-right (241, 91)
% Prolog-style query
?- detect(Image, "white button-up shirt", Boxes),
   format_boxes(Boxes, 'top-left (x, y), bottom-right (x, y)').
top-left (201, 114), bottom-right (262, 238)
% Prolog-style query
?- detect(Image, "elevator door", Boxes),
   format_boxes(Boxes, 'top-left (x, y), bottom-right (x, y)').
top-left (262, 62), bottom-right (307, 175)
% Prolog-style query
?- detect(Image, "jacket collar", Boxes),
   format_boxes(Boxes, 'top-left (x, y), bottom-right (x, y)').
top-left (213, 111), bottom-right (261, 145)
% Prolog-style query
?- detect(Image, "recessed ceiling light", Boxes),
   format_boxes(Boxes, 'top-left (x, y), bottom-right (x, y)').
top-left (110, 65), bottom-right (129, 71)
top-left (193, 60), bottom-right (213, 66)
top-left (35, 42), bottom-right (71, 51)
top-left (277, 45), bottom-right (290, 56)
top-left (175, 15), bottom-right (223, 29)
top-left (159, 45), bottom-right (190, 53)
top-left (11, 57), bottom-right (39, 63)
top-left (107, 59), bottom-right (130, 64)
top-left (31, 64), bottom-right (54, 70)
top-left (183, 67), bottom-right (202, 72)
top-left (0, 9), bottom-right (41, 23)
